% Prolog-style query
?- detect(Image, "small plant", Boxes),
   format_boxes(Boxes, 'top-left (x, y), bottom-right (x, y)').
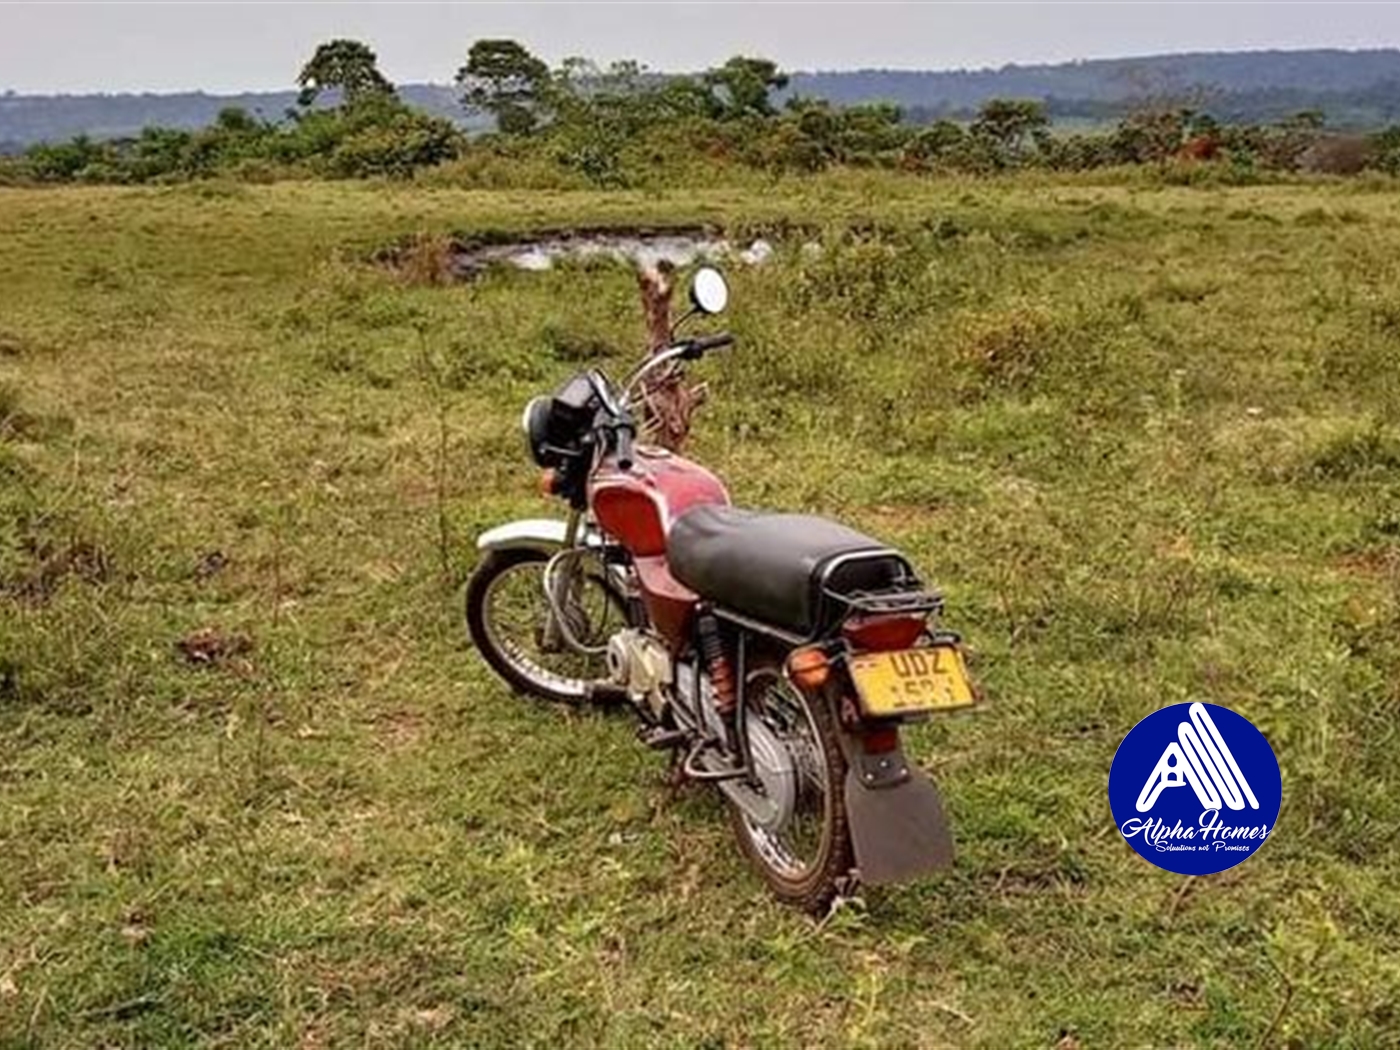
top-left (957, 306), bottom-right (1058, 392)
top-left (1307, 424), bottom-right (1400, 481)
top-left (390, 231), bottom-right (459, 286)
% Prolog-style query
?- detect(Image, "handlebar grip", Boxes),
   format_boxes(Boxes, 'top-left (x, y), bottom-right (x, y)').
top-left (680, 332), bottom-right (735, 359)
top-left (614, 423), bottom-right (635, 472)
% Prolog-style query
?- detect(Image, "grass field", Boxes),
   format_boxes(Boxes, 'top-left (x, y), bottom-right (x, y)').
top-left (2, 171), bottom-right (1399, 1048)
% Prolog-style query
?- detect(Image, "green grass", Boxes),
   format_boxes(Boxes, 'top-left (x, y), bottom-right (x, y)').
top-left (2, 172), bottom-right (1398, 1048)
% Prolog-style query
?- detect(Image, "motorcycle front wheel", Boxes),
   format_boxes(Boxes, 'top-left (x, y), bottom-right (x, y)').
top-left (729, 657), bottom-right (855, 914)
top-left (465, 548), bottom-right (626, 705)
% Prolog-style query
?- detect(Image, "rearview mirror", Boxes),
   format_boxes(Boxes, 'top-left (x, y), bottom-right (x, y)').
top-left (690, 267), bottom-right (729, 315)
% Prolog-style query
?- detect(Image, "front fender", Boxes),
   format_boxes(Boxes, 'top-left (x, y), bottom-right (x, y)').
top-left (476, 518), bottom-right (604, 554)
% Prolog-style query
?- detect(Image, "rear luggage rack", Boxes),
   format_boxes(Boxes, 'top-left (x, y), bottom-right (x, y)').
top-left (812, 548), bottom-right (944, 635)
top-left (837, 588), bottom-right (945, 617)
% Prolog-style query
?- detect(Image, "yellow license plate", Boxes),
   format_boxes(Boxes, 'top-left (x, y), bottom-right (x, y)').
top-left (848, 645), bottom-right (975, 717)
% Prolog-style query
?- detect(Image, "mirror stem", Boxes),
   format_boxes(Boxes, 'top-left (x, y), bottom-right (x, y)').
top-left (669, 306), bottom-right (699, 338)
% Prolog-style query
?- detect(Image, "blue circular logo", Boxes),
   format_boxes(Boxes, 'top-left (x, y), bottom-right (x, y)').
top-left (1108, 702), bottom-right (1281, 875)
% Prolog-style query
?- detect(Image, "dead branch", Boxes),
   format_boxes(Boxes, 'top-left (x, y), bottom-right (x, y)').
top-left (636, 262), bottom-right (707, 452)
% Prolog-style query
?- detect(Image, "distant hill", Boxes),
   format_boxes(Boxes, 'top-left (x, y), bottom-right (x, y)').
top-left (785, 49), bottom-right (1400, 127)
top-left (0, 84), bottom-right (477, 147)
top-left (787, 48), bottom-right (1400, 107)
top-left (4, 48), bottom-right (1400, 147)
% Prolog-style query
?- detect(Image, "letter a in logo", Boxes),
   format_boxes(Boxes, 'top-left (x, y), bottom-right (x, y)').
top-left (1136, 702), bottom-right (1259, 812)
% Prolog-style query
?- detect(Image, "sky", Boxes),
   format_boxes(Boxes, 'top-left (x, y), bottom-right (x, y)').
top-left (3, 2), bottom-right (1400, 95)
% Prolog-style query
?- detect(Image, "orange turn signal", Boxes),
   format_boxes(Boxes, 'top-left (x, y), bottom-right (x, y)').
top-left (787, 647), bottom-right (831, 690)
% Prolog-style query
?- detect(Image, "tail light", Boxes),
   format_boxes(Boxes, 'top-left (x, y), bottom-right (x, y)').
top-left (859, 726), bottom-right (900, 753)
top-left (842, 613), bottom-right (926, 652)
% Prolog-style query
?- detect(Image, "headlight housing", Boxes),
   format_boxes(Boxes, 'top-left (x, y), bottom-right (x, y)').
top-left (522, 396), bottom-right (558, 467)
top-left (520, 373), bottom-right (603, 469)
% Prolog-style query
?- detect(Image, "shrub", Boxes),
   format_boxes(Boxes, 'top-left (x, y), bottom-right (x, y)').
top-left (1307, 425), bottom-right (1400, 481)
top-left (956, 306), bottom-right (1060, 392)
top-left (26, 135), bottom-right (108, 181)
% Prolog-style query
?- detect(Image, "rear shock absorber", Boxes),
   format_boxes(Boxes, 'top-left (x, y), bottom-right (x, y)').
top-left (696, 609), bottom-right (738, 747)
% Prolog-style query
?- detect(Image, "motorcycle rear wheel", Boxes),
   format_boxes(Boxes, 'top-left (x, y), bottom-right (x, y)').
top-left (728, 657), bottom-right (854, 914)
top-left (465, 548), bottom-right (625, 705)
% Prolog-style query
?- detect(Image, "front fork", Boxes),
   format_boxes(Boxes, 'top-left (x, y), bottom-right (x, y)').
top-left (539, 509), bottom-right (584, 652)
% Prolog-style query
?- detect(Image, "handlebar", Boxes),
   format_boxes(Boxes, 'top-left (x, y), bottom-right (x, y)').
top-left (596, 331), bottom-right (734, 471)
top-left (678, 332), bottom-right (735, 359)
top-left (620, 332), bottom-right (734, 405)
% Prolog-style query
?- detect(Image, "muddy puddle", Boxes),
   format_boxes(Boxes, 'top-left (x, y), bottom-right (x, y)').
top-left (383, 225), bottom-right (781, 281)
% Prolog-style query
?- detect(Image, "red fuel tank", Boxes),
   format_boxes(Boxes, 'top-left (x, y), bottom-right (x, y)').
top-left (589, 445), bottom-right (730, 648)
top-left (589, 445), bottom-right (730, 557)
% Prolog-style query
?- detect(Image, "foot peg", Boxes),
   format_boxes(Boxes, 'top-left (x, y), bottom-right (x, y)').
top-left (587, 683), bottom-right (630, 705)
top-left (639, 726), bottom-right (688, 751)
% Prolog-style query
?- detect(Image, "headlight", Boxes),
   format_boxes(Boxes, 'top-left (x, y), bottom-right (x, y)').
top-left (522, 396), bottom-right (555, 466)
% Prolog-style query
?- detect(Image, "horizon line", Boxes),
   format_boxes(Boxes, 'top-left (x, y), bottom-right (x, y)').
top-left (6, 43), bottom-right (1399, 98)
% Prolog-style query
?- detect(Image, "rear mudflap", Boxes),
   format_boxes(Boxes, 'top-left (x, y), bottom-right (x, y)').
top-left (842, 739), bottom-right (955, 886)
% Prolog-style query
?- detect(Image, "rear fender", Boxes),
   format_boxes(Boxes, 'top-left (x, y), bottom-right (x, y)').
top-left (837, 726), bottom-right (955, 886)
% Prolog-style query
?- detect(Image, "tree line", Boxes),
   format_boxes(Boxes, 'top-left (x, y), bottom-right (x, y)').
top-left (5, 37), bottom-right (1400, 186)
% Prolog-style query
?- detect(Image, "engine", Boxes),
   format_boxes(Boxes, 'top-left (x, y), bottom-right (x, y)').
top-left (606, 628), bottom-right (673, 719)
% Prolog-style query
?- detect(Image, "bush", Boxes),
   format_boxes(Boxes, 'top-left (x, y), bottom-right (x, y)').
top-left (26, 135), bottom-right (108, 181)
top-left (19, 97), bottom-right (460, 185)
top-left (956, 306), bottom-right (1060, 392)
top-left (327, 113), bottom-right (460, 178)
top-left (1367, 127), bottom-right (1400, 175)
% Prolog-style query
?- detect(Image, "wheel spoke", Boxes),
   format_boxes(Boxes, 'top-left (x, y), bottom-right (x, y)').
top-left (479, 557), bottom-right (622, 697)
top-left (741, 669), bottom-right (833, 880)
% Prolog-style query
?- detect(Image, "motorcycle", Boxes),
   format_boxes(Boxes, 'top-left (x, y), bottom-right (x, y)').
top-left (465, 267), bottom-right (977, 912)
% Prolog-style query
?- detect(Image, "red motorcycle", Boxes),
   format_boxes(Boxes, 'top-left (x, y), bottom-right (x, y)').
top-left (466, 268), bottom-right (977, 911)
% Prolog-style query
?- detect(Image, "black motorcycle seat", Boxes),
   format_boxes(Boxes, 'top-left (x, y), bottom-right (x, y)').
top-left (667, 505), bottom-right (913, 637)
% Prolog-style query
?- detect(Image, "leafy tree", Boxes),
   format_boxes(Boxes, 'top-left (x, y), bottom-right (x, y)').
top-left (652, 76), bottom-right (723, 122)
top-left (703, 56), bottom-right (789, 119)
top-left (296, 39), bottom-right (394, 108)
top-left (1038, 131), bottom-right (1118, 172)
top-left (544, 59), bottom-right (661, 186)
top-left (1247, 109), bottom-right (1328, 170)
top-left (904, 119), bottom-right (968, 166)
top-left (1108, 107), bottom-right (1187, 164)
top-left (970, 98), bottom-right (1049, 163)
top-left (272, 92), bottom-right (460, 177)
top-left (127, 125), bottom-right (197, 179)
top-left (836, 102), bottom-right (906, 161)
top-left (214, 106), bottom-right (264, 135)
top-left (457, 39), bottom-right (552, 135)
top-left (328, 103), bottom-right (461, 178)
